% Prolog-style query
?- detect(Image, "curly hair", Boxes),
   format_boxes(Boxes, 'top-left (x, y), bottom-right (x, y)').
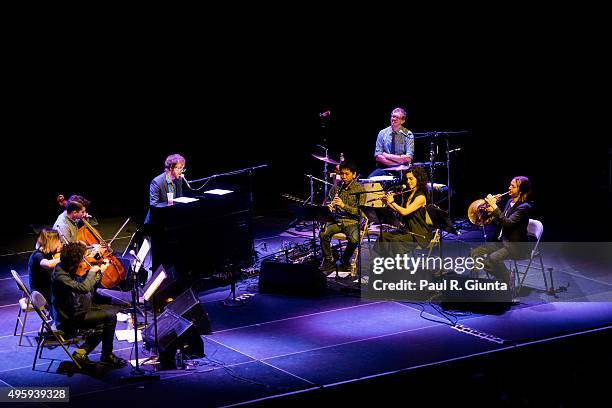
top-left (60, 242), bottom-right (86, 274)
top-left (406, 165), bottom-right (428, 195)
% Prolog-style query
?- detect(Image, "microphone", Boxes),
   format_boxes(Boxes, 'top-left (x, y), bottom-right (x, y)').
top-left (319, 110), bottom-right (331, 118)
top-left (129, 249), bottom-right (144, 267)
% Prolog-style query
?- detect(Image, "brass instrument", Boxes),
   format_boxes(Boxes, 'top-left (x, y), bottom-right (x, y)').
top-left (467, 191), bottom-right (510, 226)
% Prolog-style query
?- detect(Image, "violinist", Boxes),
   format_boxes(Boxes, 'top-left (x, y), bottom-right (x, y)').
top-left (376, 165), bottom-right (433, 247)
top-left (51, 242), bottom-right (127, 368)
top-left (28, 228), bottom-right (63, 306)
top-left (53, 197), bottom-right (90, 243)
top-left (319, 160), bottom-right (365, 273)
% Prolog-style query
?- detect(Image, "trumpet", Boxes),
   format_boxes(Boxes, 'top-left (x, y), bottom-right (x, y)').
top-left (467, 191), bottom-right (510, 226)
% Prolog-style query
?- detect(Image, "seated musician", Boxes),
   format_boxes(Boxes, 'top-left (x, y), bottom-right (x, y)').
top-left (319, 160), bottom-right (365, 273)
top-left (470, 176), bottom-right (532, 285)
top-left (150, 153), bottom-right (186, 207)
top-left (376, 165), bottom-right (433, 249)
top-left (368, 107), bottom-right (414, 178)
top-left (28, 228), bottom-right (62, 307)
top-left (51, 242), bottom-right (126, 368)
top-left (53, 196), bottom-right (91, 243)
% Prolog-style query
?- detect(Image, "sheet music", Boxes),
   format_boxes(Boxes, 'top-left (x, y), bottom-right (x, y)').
top-left (173, 196), bottom-right (199, 203)
top-left (134, 238), bottom-right (150, 273)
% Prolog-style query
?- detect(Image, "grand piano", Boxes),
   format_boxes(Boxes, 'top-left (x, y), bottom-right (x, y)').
top-left (147, 186), bottom-right (253, 284)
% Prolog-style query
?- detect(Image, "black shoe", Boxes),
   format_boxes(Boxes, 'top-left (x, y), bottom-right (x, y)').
top-left (100, 353), bottom-right (128, 368)
top-left (71, 349), bottom-right (96, 368)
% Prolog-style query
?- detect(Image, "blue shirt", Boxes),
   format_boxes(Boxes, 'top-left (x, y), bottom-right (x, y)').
top-left (374, 126), bottom-right (414, 159)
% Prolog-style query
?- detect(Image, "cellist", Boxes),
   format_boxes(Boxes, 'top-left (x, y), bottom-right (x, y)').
top-left (53, 196), bottom-right (90, 243)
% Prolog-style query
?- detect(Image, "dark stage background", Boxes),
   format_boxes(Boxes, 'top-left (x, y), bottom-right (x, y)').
top-left (5, 66), bottom-right (611, 241)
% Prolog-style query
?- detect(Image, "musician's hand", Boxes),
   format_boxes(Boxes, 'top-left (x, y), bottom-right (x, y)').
top-left (332, 196), bottom-right (344, 208)
top-left (100, 259), bottom-right (110, 273)
top-left (327, 204), bottom-right (334, 212)
top-left (383, 193), bottom-right (395, 206)
top-left (485, 194), bottom-right (498, 211)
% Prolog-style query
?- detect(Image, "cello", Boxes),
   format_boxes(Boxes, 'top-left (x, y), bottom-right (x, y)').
top-left (57, 195), bottom-right (128, 289)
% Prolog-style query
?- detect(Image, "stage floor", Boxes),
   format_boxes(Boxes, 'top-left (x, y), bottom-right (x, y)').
top-left (1, 215), bottom-right (611, 406)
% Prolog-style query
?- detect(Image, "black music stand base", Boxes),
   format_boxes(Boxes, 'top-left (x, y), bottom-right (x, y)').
top-left (119, 370), bottom-right (160, 384)
top-left (223, 270), bottom-right (247, 307)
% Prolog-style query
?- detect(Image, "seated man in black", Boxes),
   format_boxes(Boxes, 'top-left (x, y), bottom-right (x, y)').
top-left (51, 242), bottom-right (127, 368)
top-left (319, 160), bottom-right (365, 273)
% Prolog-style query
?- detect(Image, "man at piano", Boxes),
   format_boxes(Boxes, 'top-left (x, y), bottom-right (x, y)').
top-left (150, 153), bottom-right (186, 207)
top-left (319, 160), bottom-right (365, 273)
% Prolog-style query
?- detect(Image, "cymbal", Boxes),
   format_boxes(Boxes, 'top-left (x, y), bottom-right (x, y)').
top-left (311, 154), bottom-right (340, 165)
top-left (412, 161), bottom-right (446, 167)
top-left (385, 164), bottom-right (411, 171)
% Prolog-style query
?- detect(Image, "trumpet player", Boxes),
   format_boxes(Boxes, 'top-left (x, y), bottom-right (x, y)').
top-left (470, 176), bottom-right (532, 287)
top-left (319, 160), bottom-right (365, 273)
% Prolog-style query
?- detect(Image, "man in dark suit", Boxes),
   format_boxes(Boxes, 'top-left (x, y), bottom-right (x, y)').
top-left (470, 176), bottom-right (532, 284)
top-left (150, 153), bottom-right (186, 206)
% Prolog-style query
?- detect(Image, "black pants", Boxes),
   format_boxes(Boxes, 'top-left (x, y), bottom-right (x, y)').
top-left (319, 222), bottom-right (359, 265)
top-left (470, 242), bottom-right (511, 283)
top-left (69, 305), bottom-right (119, 355)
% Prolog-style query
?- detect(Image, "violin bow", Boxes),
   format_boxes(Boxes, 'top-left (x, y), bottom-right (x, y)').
top-left (107, 217), bottom-right (130, 248)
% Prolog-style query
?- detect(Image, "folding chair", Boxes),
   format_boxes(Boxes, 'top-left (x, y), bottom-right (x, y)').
top-left (11, 270), bottom-right (36, 346)
top-left (510, 218), bottom-right (553, 295)
top-left (329, 216), bottom-right (374, 276)
top-left (28, 290), bottom-right (83, 370)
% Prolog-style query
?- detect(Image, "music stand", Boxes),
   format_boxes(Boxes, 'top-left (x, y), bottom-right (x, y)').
top-left (119, 261), bottom-right (160, 383)
top-left (293, 205), bottom-right (337, 259)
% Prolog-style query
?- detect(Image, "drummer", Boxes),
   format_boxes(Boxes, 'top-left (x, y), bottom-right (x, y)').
top-left (368, 107), bottom-right (414, 178)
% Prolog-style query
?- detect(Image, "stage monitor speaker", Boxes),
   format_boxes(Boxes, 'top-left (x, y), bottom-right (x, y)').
top-left (166, 288), bottom-right (212, 335)
top-left (437, 274), bottom-right (512, 314)
top-left (143, 309), bottom-right (204, 367)
top-left (259, 261), bottom-right (326, 296)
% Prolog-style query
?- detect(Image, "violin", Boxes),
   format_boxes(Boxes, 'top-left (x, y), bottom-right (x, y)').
top-left (56, 194), bottom-right (127, 289)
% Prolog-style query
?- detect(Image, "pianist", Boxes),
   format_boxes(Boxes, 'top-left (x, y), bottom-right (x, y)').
top-left (150, 153), bottom-right (186, 207)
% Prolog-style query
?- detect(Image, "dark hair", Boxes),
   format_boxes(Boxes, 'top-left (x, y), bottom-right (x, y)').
top-left (513, 176), bottom-right (531, 203)
top-left (68, 195), bottom-right (90, 209)
top-left (66, 200), bottom-right (85, 214)
top-left (60, 242), bottom-right (86, 274)
top-left (339, 159), bottom-right (358, 175)
top-left (407, 166), bottom-right (428, 195)
top-left (164, 154), bottom-right (186, 171)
